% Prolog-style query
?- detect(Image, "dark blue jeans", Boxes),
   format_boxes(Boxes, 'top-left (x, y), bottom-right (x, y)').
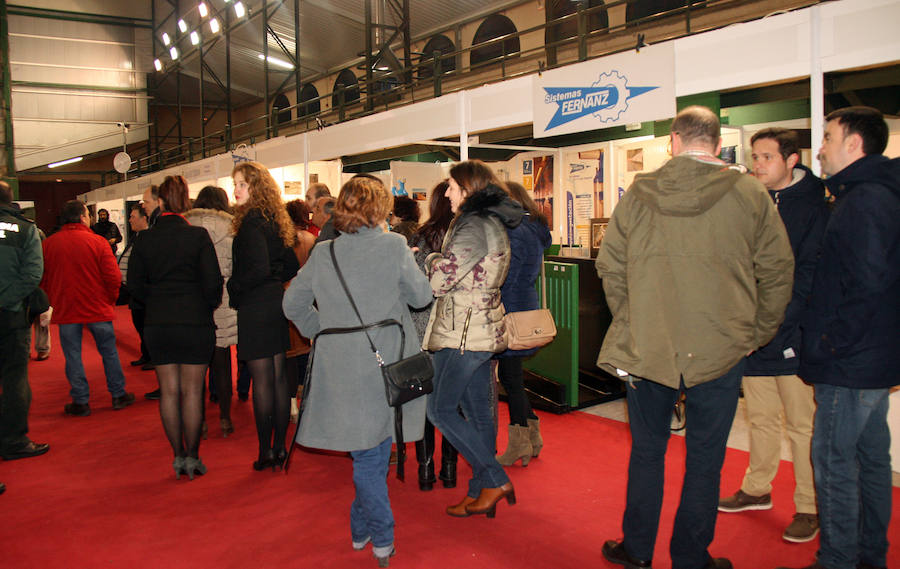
top-left (350, 437), bottom-right (394, 548)
top-left (428, 349), bottom-right (510, 498)
top-left (622, 360), bottom-right (743, 569)
top-left (58, 322), bottom-right (127, 404)
top-left (812, 384), bottom-right (891, 569)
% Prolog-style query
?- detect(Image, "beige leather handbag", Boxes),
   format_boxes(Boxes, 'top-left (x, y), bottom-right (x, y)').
top-left (504, 259), bottom-right (557, 350)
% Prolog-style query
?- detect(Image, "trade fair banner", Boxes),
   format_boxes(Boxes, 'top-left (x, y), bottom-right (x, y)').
top-left (533, 43), bottom-right (675, 138)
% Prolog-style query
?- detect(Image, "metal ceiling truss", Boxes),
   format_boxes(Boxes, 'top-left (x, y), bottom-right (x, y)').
top-left (363, 0), bottom-right (411, 112)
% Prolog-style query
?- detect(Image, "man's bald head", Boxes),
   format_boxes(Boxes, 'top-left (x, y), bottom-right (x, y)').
top-left (671, 106), bottom-right (721, 155)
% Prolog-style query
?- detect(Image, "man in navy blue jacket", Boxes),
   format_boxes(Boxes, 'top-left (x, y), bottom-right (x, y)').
top-left (777, 107), bottom-right (899, 569)
top-left (719, 129), bottom-right (828, 544)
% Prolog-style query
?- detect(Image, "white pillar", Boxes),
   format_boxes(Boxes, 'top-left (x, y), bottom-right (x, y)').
top-left (458, 91), bottom-right (468, 162)
top-left (810, 4), bottom-right (824, 177)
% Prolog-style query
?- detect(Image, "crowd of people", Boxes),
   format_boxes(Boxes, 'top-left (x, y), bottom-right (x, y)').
top-left (0, 105), bottom-right (896, 569)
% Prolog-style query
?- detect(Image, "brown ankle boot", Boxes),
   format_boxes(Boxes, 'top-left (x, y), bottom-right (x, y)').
top-left (465, 483), bottom-right (516, 518)
top-left (446, 494), bottom-right (476, 517)
top-left (527, 417), bottom-right (542, 457)
top-left (497, 424), bottom-right (533, 466)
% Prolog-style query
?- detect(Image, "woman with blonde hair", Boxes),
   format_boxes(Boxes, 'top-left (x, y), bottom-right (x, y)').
top-left (228, 161), bottom-right (299, 471)
top-left (283, 174), bottom-right (432, 567)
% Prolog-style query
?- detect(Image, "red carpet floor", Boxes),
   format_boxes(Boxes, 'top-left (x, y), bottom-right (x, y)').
top-left (2, 307), bottom-right (898, 568)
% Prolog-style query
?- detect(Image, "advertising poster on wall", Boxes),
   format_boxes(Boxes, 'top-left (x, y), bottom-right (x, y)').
top-left (566, 149), bottom-right (602, 248)
top-left (530, 156), bottom-right (554, 233)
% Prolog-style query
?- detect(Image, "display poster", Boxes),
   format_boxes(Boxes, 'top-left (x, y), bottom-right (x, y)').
top-left (533, 43), bottom-right (675, 138)
top-left (390, 161), bottom-right (445, 221)
top-left (529, 156), bottom-right (554, 233)
top-left (566, 148), bottom-right (602, 247)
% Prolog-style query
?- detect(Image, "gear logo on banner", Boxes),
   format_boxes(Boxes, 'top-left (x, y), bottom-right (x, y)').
top-left (542, 70), bottom-right (657, 131)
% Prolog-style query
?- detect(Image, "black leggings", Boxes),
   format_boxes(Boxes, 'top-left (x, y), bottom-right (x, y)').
top-left (247, 353), bottom-right (289, 458)
top-left (496, 356), bottom-right (537, 427)
top-left (209, 346), bottom-right (232, 420)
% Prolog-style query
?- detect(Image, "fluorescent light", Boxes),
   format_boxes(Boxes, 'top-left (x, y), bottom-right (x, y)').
top-left (169, 46), bottom-right (179, 60)
top-left (178, 19), bottom-right (187, 33)
top-left (154, 58), bottom-right (162, 71)
top-left (234, 1), bottom-right (245, 18)
top-left (162, 32), bottom-right (171, 46)
top-left (257, 54), bottom-right (295, 69)
top-left (190, 31), bottom-right (200, 45)
top-left (198, 2), bottom-right (208, 17)
top-left (209, 18), bottom-right (220, 33)
top-left (48, 156), bottom-right (83, 168)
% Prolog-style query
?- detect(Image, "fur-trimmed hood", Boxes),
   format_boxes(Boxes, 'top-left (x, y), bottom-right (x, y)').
top-left (184, 207), bottom-right (234, 247)
top-left (459, 184), bottom-right (524, 229)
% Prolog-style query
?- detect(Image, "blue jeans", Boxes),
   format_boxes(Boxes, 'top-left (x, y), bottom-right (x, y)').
top-left (428, 349), bottom-right (509, 498)
top-left (622, 360), bottom-right (743, 569)
top-left (350, 437), bottom-right (394, 548)
top-left (813, 384), bottom-right (891, 569)
top-left (58, 322), bottom-right (127, 404)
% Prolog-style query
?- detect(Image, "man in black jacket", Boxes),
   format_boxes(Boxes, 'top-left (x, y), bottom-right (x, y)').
top-left (92, 208), bottom-right (122, 254)
top-left (777, 108), bottom-right (899, 569)
top-left (0, 181), bottom-right (50, 463)
top-left (719, 128), bottom-right (829, 544)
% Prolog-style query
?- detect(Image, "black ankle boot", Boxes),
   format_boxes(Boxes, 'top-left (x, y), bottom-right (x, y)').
top-left (439, 438), bottom-right (458, 489)
top-left (415, 433), bottom-right (436, 491)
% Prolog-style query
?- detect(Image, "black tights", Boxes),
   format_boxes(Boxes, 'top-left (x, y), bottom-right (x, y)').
top-left (497, 356), bottom-right (537, 427)
top-left (209, 346), bottom-right (232, 421)
top-left (156, 363), bottom-right (208, 458)
top-left (248, 353), bottom-right (289, 459)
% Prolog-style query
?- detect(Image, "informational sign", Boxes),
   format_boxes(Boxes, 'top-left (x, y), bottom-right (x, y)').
top-left (533, 43), bottom-right (675, 138)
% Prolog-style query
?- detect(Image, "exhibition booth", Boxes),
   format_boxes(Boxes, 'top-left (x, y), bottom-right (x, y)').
top-left (78, 0), bottom-right (900, 459)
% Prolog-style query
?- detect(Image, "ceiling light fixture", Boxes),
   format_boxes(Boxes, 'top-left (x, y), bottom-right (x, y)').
top-left (209, 18), bottom-right (220, 33)
top-left (190, 31), bottom-right (200, 45)
top-left (234, 1), bottom-right (246, 18)
top-left (178, 19), bottom-right (188, 33)
top-left (170, 46), bottom-right (179, 60)
top-left (198, 2), bottom-right (208, 18)
top-left (162, 32), bottom-right (171, 46)
top-left (258, 54), bottom-right (294, 70)
top-left (48, 156), bottom-right (83, 168)
top-left (154, 58), bottom-right (162, 71)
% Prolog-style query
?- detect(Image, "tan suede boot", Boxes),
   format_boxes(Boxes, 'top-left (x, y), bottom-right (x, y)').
top-left (527, 417), bottom-right (543, 457)
top-left (496, 424), bottom-right (533, 466)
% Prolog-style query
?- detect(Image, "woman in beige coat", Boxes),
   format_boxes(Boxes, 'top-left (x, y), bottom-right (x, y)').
top-left (184, 186), bottom-right (238, 437)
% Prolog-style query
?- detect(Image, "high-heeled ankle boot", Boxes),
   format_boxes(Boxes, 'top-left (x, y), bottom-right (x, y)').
top-left (184, 457), bottom-right (207, 481)
top-left (173, 456), bottom-right (186, 480)
top-left (465, 483), bottom-right (516, 518)
top-left (446, 494), bottom-right (476, 517)
top-left (527, 417), bottom-right (543, 457)
top-left (496, 424), bottom-right (533, 466)
top-left (439, 438), bottom-right (458, 489)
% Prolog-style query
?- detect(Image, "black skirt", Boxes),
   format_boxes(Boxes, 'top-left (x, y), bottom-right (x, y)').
top-left (145, 325), bottom-right (215, 365)
top-left (236, 300), bottom-right (290, 360)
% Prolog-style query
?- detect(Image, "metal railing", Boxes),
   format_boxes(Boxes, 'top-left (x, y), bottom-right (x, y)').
top-left (123, 0), bottom-right (817, 180)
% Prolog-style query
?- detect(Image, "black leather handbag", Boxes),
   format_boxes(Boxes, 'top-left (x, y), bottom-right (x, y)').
top-left (329, 242), bottom-right (433, 479)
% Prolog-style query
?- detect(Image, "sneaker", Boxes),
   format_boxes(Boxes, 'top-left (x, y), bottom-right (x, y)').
top-left (783, 513), bottom-right (819, 543)
top-left (601, 540), bottom-right (652, 568)
top-left (717, 489), bottom-right (772, 512)
top-left (64, 402), bottom-right (91, 416)
top-left (112, 392), bottom-right (136, 410)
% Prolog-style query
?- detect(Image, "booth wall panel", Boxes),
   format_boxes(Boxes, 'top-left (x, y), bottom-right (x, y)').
top-left (467, 76), bottom-right (534, 134)
top-left (820, 0), bottom-right (900, 72)
top-left (674, 10), bottom-right (810, 97)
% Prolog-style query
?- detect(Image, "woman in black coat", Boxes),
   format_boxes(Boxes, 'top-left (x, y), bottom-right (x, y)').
top-left (228, 161), bottom-right (299, 471)
top-left (129, 175), bottom-right (223, 480)
top-left (495, 182), bottom-right (552, 467)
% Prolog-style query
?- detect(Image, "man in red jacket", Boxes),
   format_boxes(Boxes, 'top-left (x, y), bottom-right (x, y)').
top-left (42, 200), bottom-right (134, 416)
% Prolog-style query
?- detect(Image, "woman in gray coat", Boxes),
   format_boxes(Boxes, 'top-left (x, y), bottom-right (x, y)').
top-left (283, 174), bottom-right (432, 568)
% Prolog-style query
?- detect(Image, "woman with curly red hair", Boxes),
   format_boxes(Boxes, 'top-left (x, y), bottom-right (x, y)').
top-left (228, 162), bottom-right (298, 471)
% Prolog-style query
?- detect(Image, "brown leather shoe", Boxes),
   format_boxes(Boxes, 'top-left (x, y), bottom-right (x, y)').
top-left (465, 483), bottom-right (516, 518)
top-left (446, 495), bottom-right (476, 517)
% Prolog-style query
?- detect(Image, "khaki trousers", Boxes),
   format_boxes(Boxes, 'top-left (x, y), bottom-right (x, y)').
top-left (740, 374), bottom-right (817, 514)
